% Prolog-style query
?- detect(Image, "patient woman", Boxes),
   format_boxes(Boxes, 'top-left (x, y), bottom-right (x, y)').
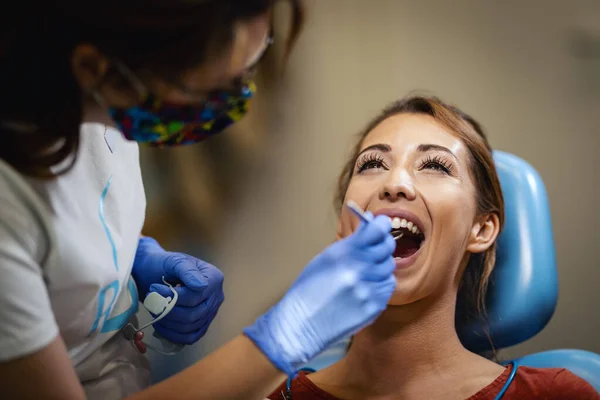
top-left (268, 95), bottom-right (599, 399)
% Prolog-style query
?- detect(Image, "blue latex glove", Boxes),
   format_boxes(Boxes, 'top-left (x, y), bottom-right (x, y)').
top-left (132, 237), bottom-right (225, 345)
top-left (244, 214), bottom-right (396, 376)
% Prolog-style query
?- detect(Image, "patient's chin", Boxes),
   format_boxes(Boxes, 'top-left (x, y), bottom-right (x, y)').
top-left (385, 268), bottom-right (439, 307)
top-left (386, 284), bottom-right (423, 306)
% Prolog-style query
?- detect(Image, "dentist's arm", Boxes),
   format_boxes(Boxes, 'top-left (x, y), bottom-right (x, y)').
top-left (1, 215), bottom-right (395, 400)
top-left (129, 214), bottom-right (396, 400)
top-left (0, 334), bottom-right (277, 400)
top-left (128, 335), bottom-right (282, 400)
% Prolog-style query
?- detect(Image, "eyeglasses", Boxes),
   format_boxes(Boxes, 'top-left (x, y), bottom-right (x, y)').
top-left (172, 28), bottom-right (274, 101)
top-left (109, 27), bottom-right (273, 104)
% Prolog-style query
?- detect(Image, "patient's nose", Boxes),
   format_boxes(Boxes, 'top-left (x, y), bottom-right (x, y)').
top-left (380, 172), bottom-right (416, 202)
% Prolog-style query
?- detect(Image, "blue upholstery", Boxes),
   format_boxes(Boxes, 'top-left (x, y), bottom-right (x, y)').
top-left (458, 151), bottom-right (558, 352)
top-left (304, 151), bottom-right (600, 392)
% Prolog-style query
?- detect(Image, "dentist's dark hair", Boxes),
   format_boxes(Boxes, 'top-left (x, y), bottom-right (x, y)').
top-left (335, 95), bottom-right (505, 357)
top-left (0, 0), bottom-right (304, 178)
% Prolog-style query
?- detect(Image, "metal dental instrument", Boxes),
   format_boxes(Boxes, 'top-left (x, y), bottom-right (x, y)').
top-left (346, 200), bottom-right (373, 223)
top-left (391, 231), bottom-right (404, 240)
top-left (346, 200), bottom-right (403, 240)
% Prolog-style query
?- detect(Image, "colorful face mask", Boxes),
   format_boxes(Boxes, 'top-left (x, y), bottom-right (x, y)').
top-left (108, 80), bottom-right (256, 146)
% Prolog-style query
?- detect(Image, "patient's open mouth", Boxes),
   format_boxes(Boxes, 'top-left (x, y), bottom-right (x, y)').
top-left (390, 217), bottom-right (425, 259)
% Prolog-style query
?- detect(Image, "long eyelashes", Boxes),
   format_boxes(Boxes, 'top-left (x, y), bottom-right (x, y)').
top-left (419, 155), bottom-right (454, 174)
top-left (355, 153), bottom-right (455, 175)
top-left (355, 153), bottom-right (388, 173)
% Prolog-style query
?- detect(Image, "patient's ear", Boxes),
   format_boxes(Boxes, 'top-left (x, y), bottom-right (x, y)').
top-left (466, 213), bottom-right (500, 253)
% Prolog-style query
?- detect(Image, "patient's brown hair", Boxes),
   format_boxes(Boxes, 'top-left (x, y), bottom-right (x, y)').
top-left (335, 95), bottom-right (505, 352)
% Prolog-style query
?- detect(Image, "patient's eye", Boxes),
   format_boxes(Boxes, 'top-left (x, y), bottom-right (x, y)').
top-left (419, 155), bottom-right (454, 175)
top-left (356, 153), bottom-right (388, 174)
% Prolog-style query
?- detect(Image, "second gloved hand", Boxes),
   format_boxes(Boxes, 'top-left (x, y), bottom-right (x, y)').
top-left (132, 237), bottom-right (225, 345)
top-left (243, 214), bottom-right (396, 376)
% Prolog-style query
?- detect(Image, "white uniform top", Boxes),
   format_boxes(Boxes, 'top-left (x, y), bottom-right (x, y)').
top-left (0, 123), bottom-right (150, 399)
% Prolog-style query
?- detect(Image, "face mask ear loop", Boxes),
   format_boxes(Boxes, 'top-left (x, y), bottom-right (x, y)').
top-left (91, 90), bottom-right (107, 108)
top-left (90, 59), bottom-right (147, 109)
top-left (111, 59), bottom-right (149, 101)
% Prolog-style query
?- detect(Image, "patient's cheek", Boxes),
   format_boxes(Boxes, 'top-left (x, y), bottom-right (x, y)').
top-left (337, 214), bottom-right (356, 239)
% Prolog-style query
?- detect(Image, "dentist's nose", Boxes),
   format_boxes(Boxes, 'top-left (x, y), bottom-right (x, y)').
top-left (380, 171), bottom-right (416, 202)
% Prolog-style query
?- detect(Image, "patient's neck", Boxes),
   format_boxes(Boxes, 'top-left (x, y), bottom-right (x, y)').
top-left (322, 294), bottom-right (473, 396)
top-left (350, 296), bottom-right (463, 372)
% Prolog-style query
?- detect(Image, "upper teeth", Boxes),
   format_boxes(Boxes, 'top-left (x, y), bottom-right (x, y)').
top-left (391, 217), bottom-right (420, 235)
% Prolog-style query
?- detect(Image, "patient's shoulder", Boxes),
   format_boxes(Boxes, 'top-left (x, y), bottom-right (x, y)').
top-left (267, 367), bottom-right (599, 400)
top-left (501, 366), bottom-right (599, 399)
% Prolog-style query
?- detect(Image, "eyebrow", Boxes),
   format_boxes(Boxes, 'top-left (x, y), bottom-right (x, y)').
top-left (356, 143), bottom-right (456, 159)
top-left (356, 143), bottom-right (392, 158)
top-left (417, 144), bottom-right (458, 160)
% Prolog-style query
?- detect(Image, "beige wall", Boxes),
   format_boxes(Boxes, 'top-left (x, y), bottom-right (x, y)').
top-left (145, 0), bottom-right (600, 378)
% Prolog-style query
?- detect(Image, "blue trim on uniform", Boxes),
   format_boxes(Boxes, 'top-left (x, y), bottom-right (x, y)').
top-left (99, 176), bottom-right (119, 271)
top-left (87, 280), bottom-right (120, 336)
top-left (101, 278), bottom-right (140, 333)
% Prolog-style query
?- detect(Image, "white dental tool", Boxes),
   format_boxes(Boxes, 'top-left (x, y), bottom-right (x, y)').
top-left (123, 277), bottom-right (184, 356)
top-left (345, 200), bottom-right (403, 240)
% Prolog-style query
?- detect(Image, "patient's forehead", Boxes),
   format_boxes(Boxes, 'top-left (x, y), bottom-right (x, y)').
top-left (361, 114), bottom-right (464, 149)
top-left (361, 114), bottom-right (466, 155)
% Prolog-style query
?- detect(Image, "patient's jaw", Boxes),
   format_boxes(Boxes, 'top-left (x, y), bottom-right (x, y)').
top-left (337, 113), bottom-right (496, 306)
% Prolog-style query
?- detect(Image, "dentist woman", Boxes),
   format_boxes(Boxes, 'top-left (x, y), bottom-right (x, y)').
top-left (0, 1), bottom-right (397, 399)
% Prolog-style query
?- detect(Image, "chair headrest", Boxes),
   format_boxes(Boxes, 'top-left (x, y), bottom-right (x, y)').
top-left (458, 151), bottom-right (558, 353)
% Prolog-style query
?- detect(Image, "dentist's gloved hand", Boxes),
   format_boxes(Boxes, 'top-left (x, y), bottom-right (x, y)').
top-left (243, 214), bottom-right (396, 376)
top-left (132, 236), bottom-right (224, 345)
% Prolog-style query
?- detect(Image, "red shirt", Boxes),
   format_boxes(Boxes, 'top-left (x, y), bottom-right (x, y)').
top-left (268, 366), bottom-right (600, 399)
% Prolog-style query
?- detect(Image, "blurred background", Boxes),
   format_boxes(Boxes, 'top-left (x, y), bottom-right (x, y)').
top-left (138, 0), bottom-right (600, 381)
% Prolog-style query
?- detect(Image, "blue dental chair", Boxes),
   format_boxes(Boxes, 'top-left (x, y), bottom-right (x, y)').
top-left (305, 151), bottom-right (600, 391)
